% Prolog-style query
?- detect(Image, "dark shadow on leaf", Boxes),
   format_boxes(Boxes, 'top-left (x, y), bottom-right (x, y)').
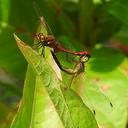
top-left (90, 47), bottom-right (125, 72)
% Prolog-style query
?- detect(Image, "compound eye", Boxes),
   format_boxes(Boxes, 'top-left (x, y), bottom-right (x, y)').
top-left (40, 35), bottom-right (44, 41)
top-left (47, 42), bottom-right (51, 44)
top-left (37, 33), bottom-right (44, 42)
top-left (81, 55), bottom-right (89, 62)
top-left (35, 33), bottom-right (44, 42)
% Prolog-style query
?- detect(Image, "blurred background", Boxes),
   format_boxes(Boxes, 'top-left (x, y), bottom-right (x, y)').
top-left (0, 0), bottom-right (128, 128)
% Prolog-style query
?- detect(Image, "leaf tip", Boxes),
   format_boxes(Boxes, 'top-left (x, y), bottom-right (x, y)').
top-left (40, 16), bottom-right (45, 22)
top-left (13, 33), bottom-right (27, 46)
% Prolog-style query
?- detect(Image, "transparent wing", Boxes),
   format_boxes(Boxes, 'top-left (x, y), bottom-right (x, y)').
top-left (41, 17), bottom-right (54, 36)
top-left (33, 1), bottom-right (54, 36)
top-left (36, 17), bottom-right (48, 36)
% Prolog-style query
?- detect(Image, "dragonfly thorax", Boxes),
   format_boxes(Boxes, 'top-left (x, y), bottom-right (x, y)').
top-left (44, 35), bottom-right (56, 43)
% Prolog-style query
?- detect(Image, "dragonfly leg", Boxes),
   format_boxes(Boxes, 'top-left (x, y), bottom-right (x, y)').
top-left (41, 46), bottom-right (45, 57)
top-left (33, 42), bottom-right (42, 49)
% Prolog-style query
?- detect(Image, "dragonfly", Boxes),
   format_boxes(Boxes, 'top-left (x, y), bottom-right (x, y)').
top-left (33, 1), bottom-right (91, 58)
top-left (34, 16), bottom-right (113, 115)
top-left (34, 32), bottom-right (91, 56)
top-left (34, 17), bottom-right (91, 58)
top-left (51, 51), bottom-right (113, 115)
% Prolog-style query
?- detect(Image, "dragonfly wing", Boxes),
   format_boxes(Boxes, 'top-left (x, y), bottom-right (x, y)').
top-left (38, 17), bottom-right (48, 35)
top-left (39, 16), bottom-right (54, 36)
top-left (33, 2), bottom-right (51, 35)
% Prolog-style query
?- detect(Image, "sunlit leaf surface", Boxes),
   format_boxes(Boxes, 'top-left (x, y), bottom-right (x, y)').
top-left (11, 34), bottom-right (98, 128)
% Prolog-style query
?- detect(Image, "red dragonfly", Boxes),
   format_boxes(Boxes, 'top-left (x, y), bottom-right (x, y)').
top-left (34, 17), bottom-right (91, 58)
top-left (33, 16), bottom-right (113, 115)
top-left (35, 33), bottom-right (91, 57)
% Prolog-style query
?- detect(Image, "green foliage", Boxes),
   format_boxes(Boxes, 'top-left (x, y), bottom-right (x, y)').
top-left (0, 0), bottom-right (128, 128)
top-left (83, 48), bottom-right (128, 128)
top-left (106, 0), bottom-right (128, 24)
top-left (10, 34), bottom-right (98, 128)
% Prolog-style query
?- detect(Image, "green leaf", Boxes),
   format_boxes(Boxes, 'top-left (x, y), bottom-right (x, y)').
top-left (106, 0), bottom-right (128, 24)
top-left (0, 0), bottom-right (36, 80)
top-left (0, 68), bottom-right (22, 96)
top-left (11, 34), bottom-right (98, 128)
top-left (0, 102), bottom-right (16, 128)
top-left (81, 47), bottom-right (128, 128)
top-left (79, 0), bottom-right (94, 47)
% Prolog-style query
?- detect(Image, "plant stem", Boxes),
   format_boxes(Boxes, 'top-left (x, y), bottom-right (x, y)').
top-left (79, 0), bottom-right (94, 48)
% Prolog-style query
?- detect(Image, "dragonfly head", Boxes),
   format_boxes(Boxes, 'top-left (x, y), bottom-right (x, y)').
top-left (80, 53), bottom-right (91, 63)
top-left (35, 33), bottom-right (45, 42)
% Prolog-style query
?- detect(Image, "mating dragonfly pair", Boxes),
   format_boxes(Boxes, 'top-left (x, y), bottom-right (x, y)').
top-left (34, 19), bottom-right (91, 77)
top-left (34, 17), bottom-right (113, 114)
top-left (35, 32), bottom-right (90, 76)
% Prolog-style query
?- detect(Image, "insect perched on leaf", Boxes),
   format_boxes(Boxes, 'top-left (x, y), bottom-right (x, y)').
top-left (34, 17), bottom-right (91, 58)
top-left (34, 16), bottom-right (113, 115)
